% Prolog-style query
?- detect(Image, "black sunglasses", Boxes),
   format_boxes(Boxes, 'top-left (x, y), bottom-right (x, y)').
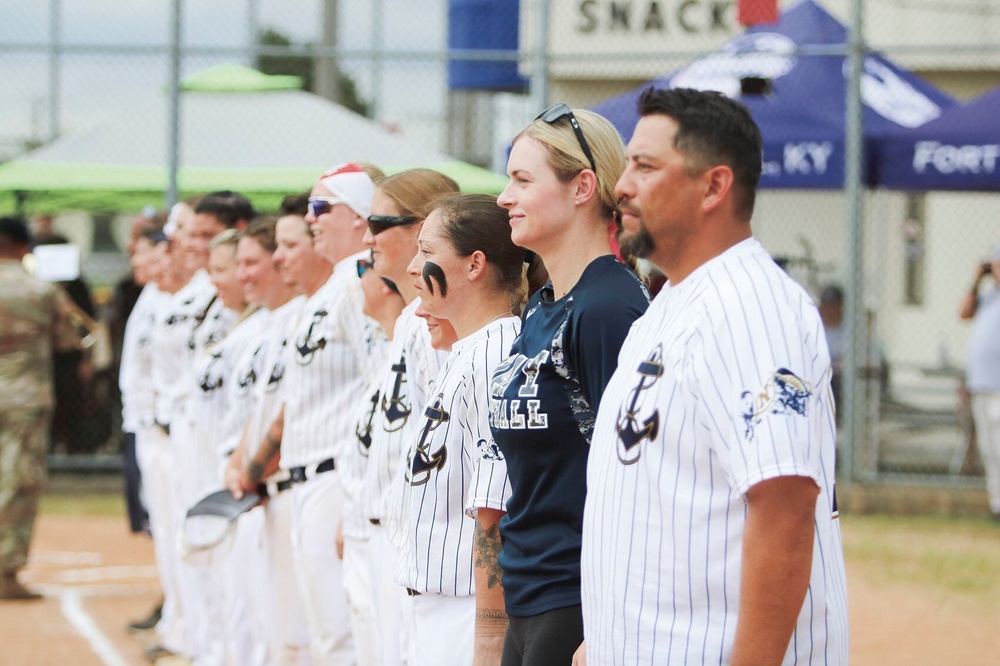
top-left (536, 103), bottom-right (598, 176)
top-left (367, 214), bottom-right (419, 236)
top-left (356, 256), bottom-right (374, 278)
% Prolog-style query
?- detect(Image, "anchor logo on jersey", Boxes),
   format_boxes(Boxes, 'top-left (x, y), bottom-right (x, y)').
top-left (295, 308), bottom-right (328, 364)
top-left (236, 346), bottom-right (263, 394)
top-left (476, 438), bottom-right (504, 462)
top-left (198, 351), bottom-right (225, 393)
top-left (165, 312), bottom-right (189, 327)
top-left (409, 394), bottom-right (450, 486)
top-left (356, 389), bottom-right (380, 457)
top-left (266, 340), bottom-right (288, 392)
top-left (616, 345), bottom-right (664, 465)
top-left (381, 358), bottom-right (410, 431)
top-left (740, 368), bottom-right (812, 440)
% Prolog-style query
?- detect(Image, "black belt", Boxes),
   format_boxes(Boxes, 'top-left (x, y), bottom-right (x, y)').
top-left (256, 478), bottom-right (293, 499)
top-left (288, 458), bottom-right (336, 485)
top-left (369, 518), bottom-right (381, 526)
top-left (406, 588), bottom-right (421, 597)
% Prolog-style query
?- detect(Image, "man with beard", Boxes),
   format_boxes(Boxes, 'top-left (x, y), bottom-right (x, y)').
top-left (578, 88), bottom-right (848, 666)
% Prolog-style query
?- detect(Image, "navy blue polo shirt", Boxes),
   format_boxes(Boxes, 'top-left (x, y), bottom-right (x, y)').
top-left (490, 255), bottom-right (649, 616)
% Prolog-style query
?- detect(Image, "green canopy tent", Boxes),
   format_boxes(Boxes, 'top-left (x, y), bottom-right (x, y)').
top-left (0, 64), bottom-right (507, 214)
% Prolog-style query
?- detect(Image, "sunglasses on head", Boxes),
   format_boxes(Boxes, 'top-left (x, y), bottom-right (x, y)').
top-left (356, 256), bottom-right (374, 278)
top-left (536, 103), bottom-right (598, 177)
top-left (367, 214), bottom-right (419, 236)
top-left (308, 196), bottom-right (344, 218)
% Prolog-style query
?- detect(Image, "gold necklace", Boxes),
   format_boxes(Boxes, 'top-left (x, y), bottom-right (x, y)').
top-left (485, 311), bottom-right (514, 326)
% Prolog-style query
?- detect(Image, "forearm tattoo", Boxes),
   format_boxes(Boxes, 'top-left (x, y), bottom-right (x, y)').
top-left (475, 522), bottom-right (504, 589)
top-left (247, 432), bottom-right (280, 484)
top-left (476, 608), bottom-right (509, 636)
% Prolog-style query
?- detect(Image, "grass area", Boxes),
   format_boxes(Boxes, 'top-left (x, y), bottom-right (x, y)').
top-left (41, 492), bottom-right (126, 517)
top-left (842, 513), bottom-right (1000, 602)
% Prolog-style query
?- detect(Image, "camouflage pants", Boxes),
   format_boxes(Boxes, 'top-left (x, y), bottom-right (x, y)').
top-left (0, 409), bottom-right (48, 573)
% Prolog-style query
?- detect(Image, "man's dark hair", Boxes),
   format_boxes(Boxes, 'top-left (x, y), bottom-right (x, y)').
top-left (194, 190), bottom-right (255, 228)
top-left (280, 192), bottom-right (311, 217)
top-left (0, 215), bottom-right (32, 252)
top-left (637, 87), bottom-right (763, 220)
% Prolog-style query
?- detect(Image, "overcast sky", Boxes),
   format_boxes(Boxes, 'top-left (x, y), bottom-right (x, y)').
top-left (0, 0), bottom-right (449, 158)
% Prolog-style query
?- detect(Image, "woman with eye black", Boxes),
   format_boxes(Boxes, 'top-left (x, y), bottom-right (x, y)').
top-left (484, 106), bottom-right (650, 666)
top-left (359, 168), bottom-right (460, 666)
top-left (394, 193), bottom-right (528, 666)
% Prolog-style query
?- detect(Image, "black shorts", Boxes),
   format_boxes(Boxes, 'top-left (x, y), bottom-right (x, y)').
top-left (502, 604), bottom-right (584, 666)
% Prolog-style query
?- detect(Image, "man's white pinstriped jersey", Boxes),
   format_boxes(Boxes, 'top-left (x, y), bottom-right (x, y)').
top-left (150, 270), bottom-right (216, 429)
top-left (120, 284), bottom-right (167, 432)
top-left (363, 299), bottom-right (449, 529)
top-left (582, 238), bottom-right (848, 665)
top-left (395, 316), bottom-right (520, 596)
top-left (280, 251), bottom-right (380, 469)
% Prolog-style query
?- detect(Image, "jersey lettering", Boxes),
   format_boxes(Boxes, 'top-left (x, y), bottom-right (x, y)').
top-left (517, 350), bottom-right (550, 397)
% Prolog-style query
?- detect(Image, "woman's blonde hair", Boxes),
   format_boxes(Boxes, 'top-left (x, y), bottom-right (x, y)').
top-left (518, 108), bottom-right (626, 221)
top-left (377, 168), bottom-right (460, 219)
top-left (209, 228), bottom-right (241, 250)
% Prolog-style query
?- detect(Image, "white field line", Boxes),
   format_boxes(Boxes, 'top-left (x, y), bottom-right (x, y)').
top-left (24, 565), bottom-right (159, 584)
top-left (59, 588), bottom-right (130, 666)
top-left (29, 550), bottom-right (105, 566)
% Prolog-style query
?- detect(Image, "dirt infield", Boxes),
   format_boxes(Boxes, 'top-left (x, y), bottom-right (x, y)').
top-left (3, 509), bottom-right (999, 665)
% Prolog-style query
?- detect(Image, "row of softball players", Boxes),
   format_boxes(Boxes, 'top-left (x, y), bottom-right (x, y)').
top-left (130, 101), bottom-right (649, 666)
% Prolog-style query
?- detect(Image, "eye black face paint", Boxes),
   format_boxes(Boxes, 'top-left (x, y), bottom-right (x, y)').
top-left (422, 261), bottom-right (448, 297)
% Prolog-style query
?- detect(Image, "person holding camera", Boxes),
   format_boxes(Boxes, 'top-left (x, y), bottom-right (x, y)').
top-left (960, 246), bottom-right (1000, 520)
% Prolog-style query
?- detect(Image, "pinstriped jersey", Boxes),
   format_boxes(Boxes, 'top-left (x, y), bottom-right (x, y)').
top-left (363, 299), bottom-right (449, 528)
top-left (240, 296), bottom-right (305, 462)
top-left (189, 308), bottom-right (266, 459)
top-left (582, 238), bottom-right (848, 665)
top-left (151, 270), bottom-right (216, 427)
top-left (120, 284), bottom-right (167, 432)
top-left (280, 252), bottom-right (380, 469)
top-left (343, 329), bottom-right (391, 540)
top-left (394, 316), bottom-right (520, 596)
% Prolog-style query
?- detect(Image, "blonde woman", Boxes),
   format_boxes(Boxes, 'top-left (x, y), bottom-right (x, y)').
top-left (488, 105), bottom-right (650, 665)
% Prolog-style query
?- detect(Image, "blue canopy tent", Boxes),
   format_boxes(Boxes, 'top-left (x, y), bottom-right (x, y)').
top-left (591, 0), bottom-right (956, 189)
top-left (874, 86), bottom-right (1000, 191)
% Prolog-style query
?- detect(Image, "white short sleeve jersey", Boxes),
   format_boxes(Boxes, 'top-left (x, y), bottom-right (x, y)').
top-left (189, 308), bottom-right (267, 458)
top-left (394, 316), bottom-right (520, 596)
top-left (150, 270), bottom-right (216, 427)
top-left (342, 331), bottom-right (391, 540)
top-left (280, 252), bottom-right (380, 469)
top-left (120, 284), bottom-right (167, 432)
top-left (241, 296), bottom-right (305, 462)
top-left (363, 299), bottom-right (449, 526)
top-left (582, 238), bottom-right (848, 666)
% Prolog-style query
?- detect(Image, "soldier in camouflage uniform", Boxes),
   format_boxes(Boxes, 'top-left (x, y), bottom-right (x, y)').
top-left (0, 216), bottom-right (78, 600)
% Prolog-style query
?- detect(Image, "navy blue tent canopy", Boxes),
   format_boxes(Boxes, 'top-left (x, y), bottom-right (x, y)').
top-left (591, 0), bottom-right (957, 189)
top-left (875, 87), bottom-right (1000, 191)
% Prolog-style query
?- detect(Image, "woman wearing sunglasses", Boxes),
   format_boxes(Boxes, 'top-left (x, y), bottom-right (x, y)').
top-left (360, 168), bottom-right (460, 666)
top-left (488, 105), bottom-right (650, 666)
top-left (336, 254), bottom-right (407, 666)
top-left (396, 193), bottom-right (525, 666)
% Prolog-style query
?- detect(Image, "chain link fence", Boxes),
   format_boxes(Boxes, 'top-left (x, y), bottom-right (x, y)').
top-left (1, 0), bottom-right (998, 488)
